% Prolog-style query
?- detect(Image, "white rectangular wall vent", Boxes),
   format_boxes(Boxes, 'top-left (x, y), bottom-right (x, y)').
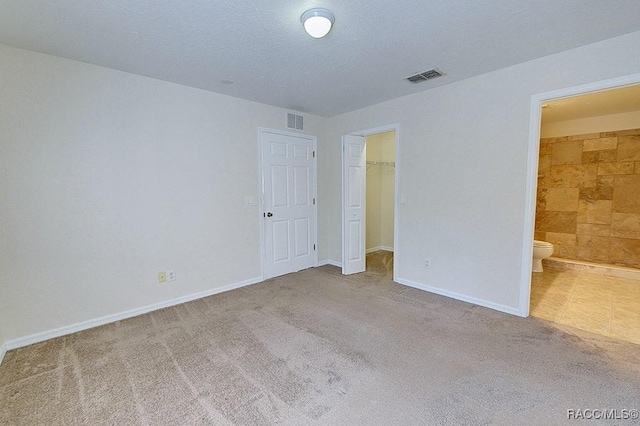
top-left (286, 113), bottom-right (304, 131)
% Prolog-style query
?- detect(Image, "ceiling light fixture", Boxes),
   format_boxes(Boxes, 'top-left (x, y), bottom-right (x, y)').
top-left (301, 8), bottom-right (335, 38)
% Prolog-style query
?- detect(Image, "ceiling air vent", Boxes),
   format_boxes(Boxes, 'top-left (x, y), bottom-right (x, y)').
top-left (406, 69), bottom-right (443, 84)
top-left (286, 113), bottom-right (304, 131)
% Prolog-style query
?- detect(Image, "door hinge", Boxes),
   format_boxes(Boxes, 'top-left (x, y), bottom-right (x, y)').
top-left (313, 198), bottom-right (316, 205)
top-left (314, 244), bottom-right (316, 251)
top-left (312, 151), bottom-right (315, 158)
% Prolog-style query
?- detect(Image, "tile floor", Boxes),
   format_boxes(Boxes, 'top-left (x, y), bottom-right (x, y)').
top-left (530, 266), bottom-right (640, 344)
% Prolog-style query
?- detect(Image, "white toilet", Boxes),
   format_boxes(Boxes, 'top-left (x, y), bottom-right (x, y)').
top-left (532, 240), bottom-right (554, 272)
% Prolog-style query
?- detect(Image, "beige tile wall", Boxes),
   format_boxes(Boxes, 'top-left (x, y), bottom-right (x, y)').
top-left (535, 128), bottom-right (640, 269)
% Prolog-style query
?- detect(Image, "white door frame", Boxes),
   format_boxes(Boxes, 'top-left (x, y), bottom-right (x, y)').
top-left (519, 72), bottom-right (640, 317)
top-left (342, 123), bottom-right (400, 281)
top-left (258, 127), bottom-right (318, 280)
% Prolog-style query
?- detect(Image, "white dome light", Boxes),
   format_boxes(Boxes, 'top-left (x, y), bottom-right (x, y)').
top-left (301, 8), bottom-right (335, 38)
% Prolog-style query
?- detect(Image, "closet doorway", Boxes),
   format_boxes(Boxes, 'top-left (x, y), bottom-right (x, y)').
top-left (365, 131), bottom-right (395, 252)
top-left (342, 124), bottom-right (399, 279)
top-left (365, 131), bottom-right (396, 277)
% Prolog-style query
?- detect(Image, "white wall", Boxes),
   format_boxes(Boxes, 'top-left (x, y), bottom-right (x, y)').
top-left (319, 30), bottom-right (640, 313)
top-left (541, 110), bottom-right (640, 137)
top-left (0, 44), bottom-right (324, 343)
top-left (365, 132), bottom-right (395, 252)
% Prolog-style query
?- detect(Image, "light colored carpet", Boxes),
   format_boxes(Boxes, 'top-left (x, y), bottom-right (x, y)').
top-left (1, 251), bottom-right (639, 425)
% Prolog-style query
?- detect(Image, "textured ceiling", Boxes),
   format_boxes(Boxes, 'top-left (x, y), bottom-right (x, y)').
top-left (2, 1), bottom-right (640, 117)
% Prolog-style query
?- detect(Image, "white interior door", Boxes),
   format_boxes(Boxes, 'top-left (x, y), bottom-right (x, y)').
top-left (342, 135), bottom-right (366, 274)
top-left (261, 129), bottom-right (317, 279)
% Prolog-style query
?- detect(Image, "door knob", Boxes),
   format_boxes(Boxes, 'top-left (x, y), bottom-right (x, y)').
top-left (266, 212), bottom-right (273, 217)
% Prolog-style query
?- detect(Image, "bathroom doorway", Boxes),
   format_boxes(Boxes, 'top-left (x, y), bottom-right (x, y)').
top-left (524, 74), bottom-right (640, 344)
top-left (341, 124), bottom-right (399, 280)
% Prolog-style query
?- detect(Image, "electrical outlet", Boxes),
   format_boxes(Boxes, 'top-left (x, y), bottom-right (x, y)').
top-left (424, 259), bottom-right (431, 269)
top-left (167, 270), bottom-right (176, 281)
top-left (158, 271), bottom-right (167, 283)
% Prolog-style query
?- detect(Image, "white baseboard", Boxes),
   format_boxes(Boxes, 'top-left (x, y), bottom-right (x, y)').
top-left (0, 343), bottom-right (6, 365)
top-left (317, 259), bottom-right (342, 267)
top-left (366, 246), bottom-right (394, 253)
top-left (395, 277), bottom-right (521, 317)
top-left (4, 276), bottom-right (263, 352)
